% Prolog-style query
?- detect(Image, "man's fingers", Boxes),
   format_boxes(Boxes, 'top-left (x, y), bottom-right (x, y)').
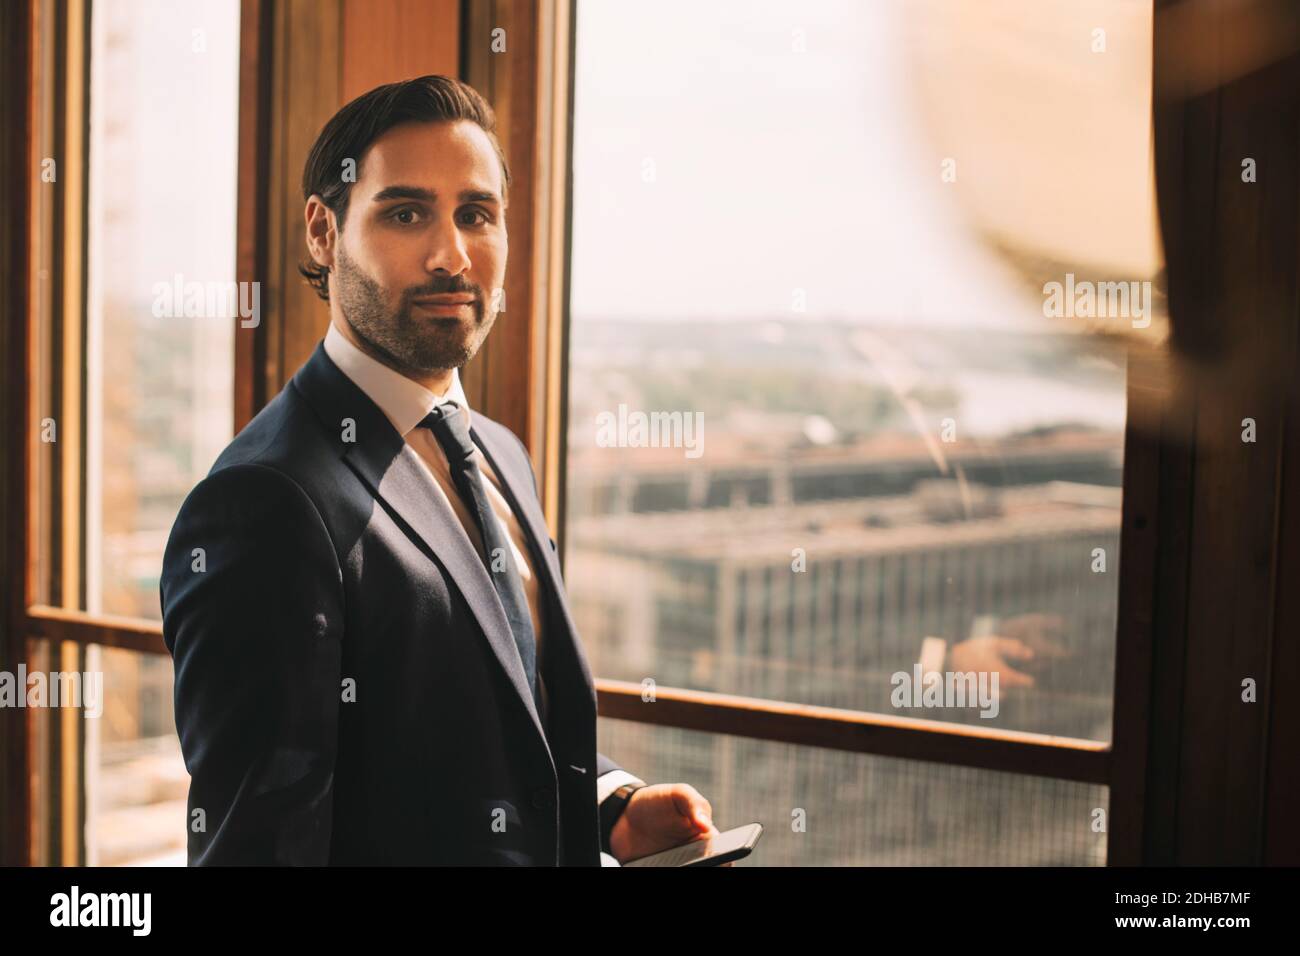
top-left (671, 785), bottom-right (714, 831)
top-left (997, 665), bottom-right (1036, 688)
top-left (690, 822), bottom-right (721, 842)
top-left (994, 637), bottom-right (1035, 660)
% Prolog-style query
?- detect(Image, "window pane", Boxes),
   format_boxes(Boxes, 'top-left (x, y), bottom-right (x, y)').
top-left (85, 0), bottom-right (240, 620)
top-left (566, 0), bottom-right (1161, 742)
top-left (85, 646), bottom-right (187, 866)
top-left (81, 0), bottom-right (241, 866)
top-left (599, 718), bottom-right (1108, 865)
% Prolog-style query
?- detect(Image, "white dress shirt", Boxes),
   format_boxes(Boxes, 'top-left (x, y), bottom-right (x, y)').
top-left (323, 323), bottom-right (644, 817)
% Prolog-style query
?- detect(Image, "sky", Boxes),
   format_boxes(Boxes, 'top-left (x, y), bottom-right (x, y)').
top-left (569, 0), bottom-right (1161, 330)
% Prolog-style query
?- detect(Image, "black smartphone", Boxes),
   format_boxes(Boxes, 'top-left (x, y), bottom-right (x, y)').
top-left (620, 823), bottom-right (763, 867)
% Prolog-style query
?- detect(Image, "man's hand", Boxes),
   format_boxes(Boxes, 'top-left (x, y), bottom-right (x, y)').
top-left (608, 783), bottom-right (731, 866)
top-left (997, 613), bottom-right (1070, 661)
top-left (949, 635), bottom-right (1037, 689)
top-left (948, 613), bottom-right (1070, 693)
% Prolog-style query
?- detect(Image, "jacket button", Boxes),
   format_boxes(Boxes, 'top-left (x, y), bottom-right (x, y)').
top-left (531, 786), bottom-right (555, 810)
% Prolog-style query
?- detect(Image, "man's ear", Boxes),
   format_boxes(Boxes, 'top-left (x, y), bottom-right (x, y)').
top-left (304, 194), bottom-right (337, 270)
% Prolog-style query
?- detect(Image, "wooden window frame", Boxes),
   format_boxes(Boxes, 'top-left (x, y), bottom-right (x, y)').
top-left (6, 0), bottom-right (1293, 867)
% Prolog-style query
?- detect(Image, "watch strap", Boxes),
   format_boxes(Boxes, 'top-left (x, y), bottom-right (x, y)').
top-left (599, 782), bottom-right (645, 857)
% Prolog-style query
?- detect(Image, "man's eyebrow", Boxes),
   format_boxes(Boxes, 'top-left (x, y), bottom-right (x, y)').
top-left (370, 185), bottom-right (502, 204)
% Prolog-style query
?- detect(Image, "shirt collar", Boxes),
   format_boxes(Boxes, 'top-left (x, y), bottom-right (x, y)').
top-left (323, 320), bottom-right (471, 437)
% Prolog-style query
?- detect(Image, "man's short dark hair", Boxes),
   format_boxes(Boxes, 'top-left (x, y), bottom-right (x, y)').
top-left (297, 75), bottom-right (511, 302)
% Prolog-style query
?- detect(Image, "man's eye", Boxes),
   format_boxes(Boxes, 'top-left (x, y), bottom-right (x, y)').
top-left (458, 207), bottom-right (490, 227)
top-left (392, 207), bottom-right (423, 225)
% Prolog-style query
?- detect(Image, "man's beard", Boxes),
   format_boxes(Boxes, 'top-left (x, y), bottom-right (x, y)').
top-left (333, 243), bottom-right (495, 374)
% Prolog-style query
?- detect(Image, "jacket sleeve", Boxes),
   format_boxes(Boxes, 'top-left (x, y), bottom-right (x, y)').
top-left (505, 427), bottom-right (649, 839)
top-left (160, 463), bottom-right (344, 865)
top-left (596, 751), bottom-right (623, 777)
top-left (595, 755), bottom-right (648, 857)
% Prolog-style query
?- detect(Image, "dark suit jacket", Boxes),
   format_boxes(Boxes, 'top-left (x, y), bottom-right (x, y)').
top-left (160, 342), bottom-right (630, 865)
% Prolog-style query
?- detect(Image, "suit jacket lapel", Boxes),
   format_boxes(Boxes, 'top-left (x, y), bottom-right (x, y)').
top-left (291, 344), bottom-right (552, 757)
top-left (470, 420), bottom-right (597, 704)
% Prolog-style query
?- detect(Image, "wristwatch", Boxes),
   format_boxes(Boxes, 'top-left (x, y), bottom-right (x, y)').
top-left (599, 782), bottom-right (645, 855)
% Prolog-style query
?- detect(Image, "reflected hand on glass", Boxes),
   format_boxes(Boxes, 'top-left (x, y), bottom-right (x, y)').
top-left (996, 612), bottom-right (1072, 663)
top-left (948, 635), bottom-right (1039, 690)
top-left (949, 612), bottom-right (1071, 692)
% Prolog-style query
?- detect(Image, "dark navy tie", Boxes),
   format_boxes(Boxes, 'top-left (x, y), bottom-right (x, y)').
top-left (420, 402), bottom-right (540, 709)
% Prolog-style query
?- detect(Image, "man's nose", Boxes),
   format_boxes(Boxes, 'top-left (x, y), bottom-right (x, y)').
top-left (424, 215), bottom-right (472, 276)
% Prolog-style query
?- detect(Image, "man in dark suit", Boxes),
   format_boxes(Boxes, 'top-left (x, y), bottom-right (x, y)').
top-left (160, 75), bottom-right (720, 865)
